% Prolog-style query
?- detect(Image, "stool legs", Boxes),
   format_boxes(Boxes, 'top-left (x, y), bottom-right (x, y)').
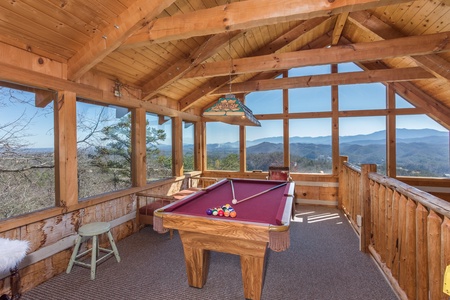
top-left (90, 235), bottom-right (97, 280)
top-left (107, 231), bottom-right (121, 263)
top-left (66, 228), bottom-right (120, 280)
top-left (66, 236), bottom-right (82, 274)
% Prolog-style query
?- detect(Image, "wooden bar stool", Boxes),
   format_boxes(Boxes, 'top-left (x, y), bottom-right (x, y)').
top-left (66, 222), bottom-right (121, 280)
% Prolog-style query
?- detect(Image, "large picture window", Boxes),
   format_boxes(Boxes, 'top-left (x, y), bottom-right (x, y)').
top-left (183, 121), bottom-right (194, 172)
top-left (0, 86), bottom-right (55, 219)
top-left (246, 120), bottom-right (283, 171)
top-left (206, 122), bottom-right (239, 171)
top-left (77, 101), bottom-right (132, 198)
top-left (396, 115), bottom-right (449, 177)
top-left (146, 113), bottom-right (172, 181)
top-left (339, 116), bottom-right (387, 174)
top-left (289, 118), bottom-right (332, 173)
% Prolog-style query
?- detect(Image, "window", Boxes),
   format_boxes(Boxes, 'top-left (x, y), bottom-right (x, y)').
top-left (289, 118), bottom-right (332, 173)
top-left (289, 65), bottom-right (331, 76)
top-left (0, 86), bottom-right (55, 219)
top-left (396, 115), bottom-right (449, 177)
top-left (339, 116), bottom-right (386, 174)
top-left (246, 90), bottom-right (283, 114)
top-left (338, 62), bottom-right (363, 73)
top-left (146, 113), bottom-right (172, 181)
top-left (246, 120), bottom-right (283, 171)
top-left (206, 122), bottom-right (239, 171)
top-left (183, 121), bottom-right (194, 172)
top-left (289, 86), bottom-right (331, 113)
top-left (395, 94), bottom-right (414, 108)
top-left (77, 101), bottom-right (132, 198)
top-left (339, 82), bottom-right (386, 111)
top-left (289, 65), bottom-right (332, 113)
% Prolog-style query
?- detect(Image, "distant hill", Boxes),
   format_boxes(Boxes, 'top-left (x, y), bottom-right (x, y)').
top-left (202, 128), bottom-right (449, 176)
top-left (204, 128), bottom-right (448, 149)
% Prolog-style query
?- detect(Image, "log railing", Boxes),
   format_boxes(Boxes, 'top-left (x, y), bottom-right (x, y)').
top-left (339, 159), bottom-right (362, 235)
top-left (340, 157), bottom-right (450, 299)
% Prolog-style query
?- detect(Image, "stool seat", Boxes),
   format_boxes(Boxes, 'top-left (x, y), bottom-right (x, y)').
top-left (66, 222), bottom-right (120, 280)
top-left (79, 222), bottom-right (111, 236)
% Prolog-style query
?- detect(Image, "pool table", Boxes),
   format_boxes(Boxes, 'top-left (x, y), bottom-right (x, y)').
top-left (154, 178), bottom-right (295, 300)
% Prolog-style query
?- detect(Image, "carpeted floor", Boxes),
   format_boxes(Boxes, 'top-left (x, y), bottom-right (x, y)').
top-left (22, 205), bottom-right (398, 300)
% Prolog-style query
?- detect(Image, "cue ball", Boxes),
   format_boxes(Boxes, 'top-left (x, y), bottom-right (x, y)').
top-left (232, 199), bottom-right (237, 204)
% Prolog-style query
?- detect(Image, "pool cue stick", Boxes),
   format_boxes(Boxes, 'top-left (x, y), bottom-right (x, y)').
top-left (233, 182), bottom-right (288, 205)
top-left (229, 179), bottom-right (237, 203)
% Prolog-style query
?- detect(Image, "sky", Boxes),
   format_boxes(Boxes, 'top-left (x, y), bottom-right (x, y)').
top-left (0, 62), bottom-right (448, 148)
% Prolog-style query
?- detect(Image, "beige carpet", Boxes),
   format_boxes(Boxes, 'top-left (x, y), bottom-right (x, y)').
top-left (22, 205), bottom-right (398, 300)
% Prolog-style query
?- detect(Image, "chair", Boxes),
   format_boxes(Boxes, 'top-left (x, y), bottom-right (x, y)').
top-left (267, 166), bottom-right (292, 181)
top-left (66, 222), bottom-right (121, 280)
top-left (267, 166), bottom-right (296, 217)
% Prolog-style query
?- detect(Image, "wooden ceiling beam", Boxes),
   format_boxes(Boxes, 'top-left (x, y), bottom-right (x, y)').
top-left (181, 31), bottom-right (450, 79)
top-left (348, 10), bottom-right (450, 80)
top-left (331, 12), bottom-right (349, 45)
top-left (210, 67), bottom-right (435, 94)
top-left (126, 0), bottom-right (411, 45)
top-left (67, 0), bottom-right (176, 81)
top-left (179, 17), bottom-right (333, 111)
top-left (0, 61), bottom-right (200, 121)
top-left (141, 30), bottom-right (242, 100)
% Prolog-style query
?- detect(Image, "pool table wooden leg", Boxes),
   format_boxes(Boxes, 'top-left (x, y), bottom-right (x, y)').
top-left (240, 251), bottom-right (266, 300)
top-left (180, 231), bottom-right (210, 288)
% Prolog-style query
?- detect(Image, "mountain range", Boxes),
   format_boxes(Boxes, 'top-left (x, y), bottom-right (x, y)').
top-left (205, 128), bottom-right (448, 150)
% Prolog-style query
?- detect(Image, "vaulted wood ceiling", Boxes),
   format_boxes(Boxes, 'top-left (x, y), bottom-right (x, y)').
top-left (0, 0), bottom-right (449, 128)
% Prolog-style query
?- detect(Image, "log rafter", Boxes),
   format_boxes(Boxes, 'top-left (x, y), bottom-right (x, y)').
top-left (141, 30), bottom-right (242, 100)
top-left (124, 0), bottom-right (412, 45)
top-left (210, 67), bottom-right (435, 95)
top-left (67, 0), bottom-right (176, 81)
top-left (181, 31), bottom-right (450, 80)
top-left (179, 16), bottom-right (334, 111)
top-left (348, 10), bottom-right (450, 80)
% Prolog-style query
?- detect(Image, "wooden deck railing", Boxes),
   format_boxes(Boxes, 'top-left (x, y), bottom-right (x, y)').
top-left (339, 156), bottom-right (450, 299)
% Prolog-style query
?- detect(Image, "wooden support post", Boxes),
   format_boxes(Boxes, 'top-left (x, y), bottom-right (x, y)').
top-left (240, 94), bottom-right (247, 173)
top-left (131, 108), bottom-right (147, 187)
top-left (338, 156), bottom-right (348, 209)
top-left (282, 71), bottom-right (290, 168)
top-left (331, 64), bottom-right (339, 176)
top-left (194, 121), bottom-right (203, 172)
top-left (386, 84), bottom-right (396, 177)
top-left (360, 163), bottom-right (377, 252)
top-left (54, 91), bottom-right (78, 207)
top-left (172, 117), bottom-right (183, 176)
top-left (239, 125), bottom-right (246, 172)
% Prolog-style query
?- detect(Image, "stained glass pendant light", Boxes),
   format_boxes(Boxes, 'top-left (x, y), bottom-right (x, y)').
top-left (202, 32), bottom-right (261, 127)
top-left (203, 94), bottom-right (261, 126)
